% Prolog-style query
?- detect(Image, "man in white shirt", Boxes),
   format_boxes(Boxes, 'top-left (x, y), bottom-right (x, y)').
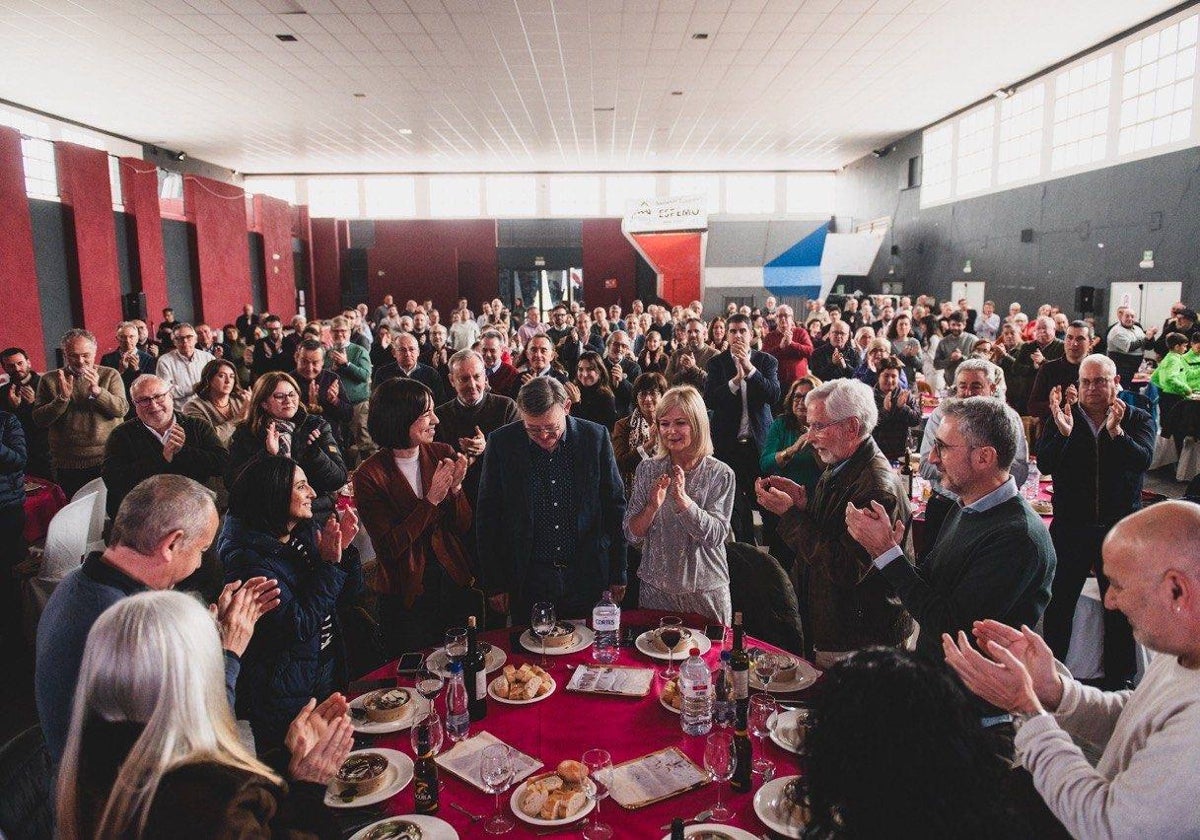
top-left (154, 323), bottom-right (214, 400)
top-left (1106, 308), bottom-right (1153, 384)
top-left (944, 500), bottom-right (1200, 840)
top-left (974, 300), bottom-right (1001, 341)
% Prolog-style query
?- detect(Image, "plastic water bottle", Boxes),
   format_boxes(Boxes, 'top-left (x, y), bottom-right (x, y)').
top-left (679, 647), bottom-right (713, 736)
top-left (445, 662), bottom-right (470, 742)
top-left (713, 651), bottom-right (734, 728)
top-left (1023, 459), bottom-right (1040, 501)
top-left (592, 589), bottom-right (620, 663)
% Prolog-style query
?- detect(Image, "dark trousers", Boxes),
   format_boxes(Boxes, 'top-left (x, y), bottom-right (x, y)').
top-left (717, 439), bottom-right (760, 544)
top-left (0, 505), bottom-right (25, 649)
top-left (1043, 521), bottom-right (1136, 686)
top-left (54, 464), bottom-right (103, 501)
top-left (378, 564), bottom-right (485, 657)
top-left (514, 565), bottom-right (600, 624)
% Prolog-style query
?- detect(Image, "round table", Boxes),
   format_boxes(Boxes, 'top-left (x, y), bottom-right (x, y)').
top-left (22, 475), bottom-right (66, 543)
top-left (341, 609), bottom-right (812, 838)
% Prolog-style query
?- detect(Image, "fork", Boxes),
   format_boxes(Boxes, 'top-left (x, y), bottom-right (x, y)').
top-left (449, 801), bottom-right (484, 822)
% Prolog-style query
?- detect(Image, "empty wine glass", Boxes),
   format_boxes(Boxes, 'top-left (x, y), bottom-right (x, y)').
top-left (444, 627), bottom-right (467, 667)
top-left (657, 615), bottom-right (684, 679)
top-left (749, 693), bottom-right (777, 777)
top-left (581, 748), bottom-right (613, 840)
top-left (480, 743), bottom-right (515, 835)
top-left (704, 730), bottom-right (736, 822)
top-left (531, 601), bottom-right (556, 669)
top-left (754, 650), bottom-right (779, 689)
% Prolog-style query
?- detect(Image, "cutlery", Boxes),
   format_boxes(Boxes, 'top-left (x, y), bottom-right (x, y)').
top-left (657, 808), bottom-right (715, 830)
top-left (535, 820), bottom-right (588, 835)
top-left (449, 801), bottom-right (484, 822)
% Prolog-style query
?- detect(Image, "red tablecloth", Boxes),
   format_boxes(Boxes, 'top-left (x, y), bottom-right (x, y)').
top-left (349, 609), bottom-right (808, 838)
top-left (23, 476), bottom-right (67, 543)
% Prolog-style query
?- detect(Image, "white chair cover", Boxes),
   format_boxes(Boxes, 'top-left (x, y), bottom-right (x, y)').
top-left (1176, 437), bottom-right (1200, 482)
top-left (26, 491), bottom-right (98, 614)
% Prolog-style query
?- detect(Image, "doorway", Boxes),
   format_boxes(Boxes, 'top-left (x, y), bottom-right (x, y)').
top-left (499, 268), bottom-right (584, 318)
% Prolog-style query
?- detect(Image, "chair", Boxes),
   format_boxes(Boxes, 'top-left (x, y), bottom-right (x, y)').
top-left (0, 726), bottom-right (54, 840)
top-left (70, 476), bottom-right (107, 549)
top-left (26, 491), bottom-right (98, 615)
top-left (725, 542), bottom-right (805, 656)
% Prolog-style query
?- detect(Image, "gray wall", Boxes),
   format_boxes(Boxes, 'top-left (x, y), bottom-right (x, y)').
top-left (29, 199), bottom-right (74, 366)
top-left (835, 133), bottom-right (1200, 313)
top-left (161, 218), bottom-right (196, 324)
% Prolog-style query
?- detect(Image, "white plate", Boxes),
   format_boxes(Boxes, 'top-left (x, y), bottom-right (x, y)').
top-left (518, 624), bottom-right (595, 656)
top-left (347, 814), bottom-right (460, 840)
top-left (325, 749), bottom-right (414, 808)
top-left (508, 777), bottom-right (596, 826)
top-left (488, 673), bottom-right (557, 705)
top-left (348, 690), bottom-right (431, 734)
top-left (767, 708), bottom-right (809, 755)
top-left (658, 681), bottom-right (681, 715)
top-left (425, 643), bottom-right (507, 678)
top-left (753, 775), bottom-right (805, 839)
top-left (749, 659), bottom-right (821, 693)
top-left (634, 629), bottom-right (711, 661)
top-left (659, 825), bottom-right (761, 840)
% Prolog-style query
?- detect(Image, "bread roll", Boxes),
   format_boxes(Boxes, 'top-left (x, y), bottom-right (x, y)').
top-left (556, 760), bottom-right (589, 784)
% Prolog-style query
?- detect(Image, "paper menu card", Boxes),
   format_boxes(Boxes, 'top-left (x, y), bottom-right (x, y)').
top-left (565, 664), bottom-right (655, 697)
top-left (434, 731), bottom-right (542, 792)
top-left (608, 746), bottom-right (709, 809)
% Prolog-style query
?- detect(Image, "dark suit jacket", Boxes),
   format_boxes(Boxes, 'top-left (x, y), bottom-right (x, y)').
top-left (373, 361), bottom-right (445, 404)
top-left (476, 416), bottom-right (627, 603)
top-left (100, 349), bottom-right (157, 418)
top-left (102, 412), bottom-right (228, 517)
top-left (703, 350), bottom-right (781, 451)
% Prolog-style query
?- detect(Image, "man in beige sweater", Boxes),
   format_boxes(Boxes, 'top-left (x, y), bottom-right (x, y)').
top-left (944, 500), bottom-right (1200, 839)
top-left (32, 328), bottom-right (128, 498)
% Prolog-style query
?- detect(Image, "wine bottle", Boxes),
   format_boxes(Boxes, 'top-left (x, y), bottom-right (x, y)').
top-left (413, 725), bottom-right (439, 814)
top-left (901, 446), bottom-right (914, 500)
top-left (729, 611), bottom-right (749, 702)
top-left (730, 697), bottom-right (753, 793)
top-left (464, 615), bottom-right (488, 721)
top-left (670, 818), bottom-right (686, 839)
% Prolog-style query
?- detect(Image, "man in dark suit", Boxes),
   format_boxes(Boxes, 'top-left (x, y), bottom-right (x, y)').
top-left (476, 377), bottom-right (626, 621)
top-left (374, 332), bottom-right (445, 404)
top-left (100, 321), bottom-right (156, 418)
top-left (704, 313), bottom-right (781, 543)
top-left (479, 330), bottom-right (521, 397)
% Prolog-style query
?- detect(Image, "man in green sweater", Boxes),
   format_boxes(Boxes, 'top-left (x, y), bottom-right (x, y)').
top-left (846, 396), bottom-right (1055, 725)
top-left (326, 315), bottom-right (372, 466)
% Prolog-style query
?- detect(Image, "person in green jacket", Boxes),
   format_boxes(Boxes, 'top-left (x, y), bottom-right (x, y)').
top-left (326, 315), bottom-right (373, 466)
top-left (759, 375), bottom-right (823, 572)
top-left (1182, 332), bottom-right (1200, 393)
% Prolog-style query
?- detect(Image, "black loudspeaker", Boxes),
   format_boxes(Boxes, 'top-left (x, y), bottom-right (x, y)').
top-left (1020, 228), bottom-right (1034, 243)
top-left (1075, 285), bottom-right (1096, 313)
top-left (122, 291), bottom-right (147, 320)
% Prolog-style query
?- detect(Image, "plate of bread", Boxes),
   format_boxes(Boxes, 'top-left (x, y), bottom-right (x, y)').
top-left (489, 663), bottom-right (556, 704)
top-left (519, 622), bottom-right (595, 656)
top-left (509, 760), bottom-right (596, 826)
top-left (349, 687), bottom-right (431, 734)
top-left (325, 749), bottom-right (414, 808)
top-left (659, 677), bottom-right (682, 714)
top-left (635, 628), bottom-right (711, 661)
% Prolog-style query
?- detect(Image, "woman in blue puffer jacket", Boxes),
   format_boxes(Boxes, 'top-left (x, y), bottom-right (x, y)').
top-left (0, 410), bottom-right (26, 648)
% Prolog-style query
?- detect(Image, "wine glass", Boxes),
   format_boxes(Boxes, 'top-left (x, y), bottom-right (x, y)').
top-left (444, 627), bottom-right (467, 668)
top-left (704, 730), bottom-right (736, 822)
top-left (409, 710), bottom-right (444, 760)
top-left (414, 666), bottom-right (444, 711)
top-left (480, 743), bottom-right (515, 835)
top-left (657, 615), bottom-right (684, 679)
top-left (581, 748), bottom-right (613, 840)
top-left (749, 694), bottom-right (777, 777)
top-left (531, 601), bottom-right (556, 669)
top-left (754, 650), bottom-right (779, 690)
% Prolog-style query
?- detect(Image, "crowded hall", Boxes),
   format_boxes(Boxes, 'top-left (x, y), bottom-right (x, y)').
top-left (2, 1), bottom-right (1200, 838)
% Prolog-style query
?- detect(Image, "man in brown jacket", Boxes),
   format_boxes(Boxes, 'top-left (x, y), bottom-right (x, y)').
top-left (32, 328), bottom-right (128, 498)
top-left (756, 377), bottom-right (911, 668)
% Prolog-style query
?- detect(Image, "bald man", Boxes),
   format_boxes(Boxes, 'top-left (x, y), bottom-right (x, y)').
top-left (944, 500), bottom-right (1200, 839)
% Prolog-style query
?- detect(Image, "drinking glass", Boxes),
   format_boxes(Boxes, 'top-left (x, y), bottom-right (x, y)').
top-left (409, 710), bottom-right (444, 760)
top-left (444, 627), bottom-right (467, 667)
top-left (480, 743), bottom-right (515, 835)
top-left (754, 650), bottom-right (779, 689)
top-left (414, 666), bottom-right (445, 709)
top-left (531, 601), bottom-right (556, 668)
top-left (748, 694), bottom-right (777, 776)
top-left (581, 748), bottom-right (613, 840)
top-left (657, 615), bottom-right (684, 679)
top-left (704, 730), bottom-right (736, 822)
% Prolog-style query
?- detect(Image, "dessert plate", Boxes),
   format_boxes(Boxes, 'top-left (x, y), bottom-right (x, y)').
top-left (325, 749), bottom-right (414, 808)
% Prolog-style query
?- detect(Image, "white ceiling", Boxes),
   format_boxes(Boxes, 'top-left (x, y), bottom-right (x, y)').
top-left (0, 0), bottom-right (1180, 175)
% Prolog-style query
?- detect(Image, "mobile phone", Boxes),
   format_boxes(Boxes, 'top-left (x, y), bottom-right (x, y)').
top-left (395, 652), bottom-right (425, 675)
top-left (704, 624), bottom-right (726, 642)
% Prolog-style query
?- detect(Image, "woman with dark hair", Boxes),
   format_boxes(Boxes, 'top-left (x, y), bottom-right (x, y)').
top-left (854, 338), bottom-right (908, 390)
top-left (886, 314), bottom-right (924, 389)
top-left (802, 647), bottom-right (1023, 840)
top-left (708, 316), bottom-right (728, 353)
top-left (352, 378), bottom-right (477, 655)
top-left (871, 356), bottom-right (921, 461)
top-left (637, 329), bottom-right (670, 375)
top-left (612, 372), bottom-right (668, 494)
top-left (572, 350), bottom-right (619, 430)
top-left (217, 456), bottom-right (362, 755)
top-left (182, 358), bottom-right (249, 446)
top-left (759, 375), bottom-right (822, 572)
top-left (226, 372), bottom-right (346, 524)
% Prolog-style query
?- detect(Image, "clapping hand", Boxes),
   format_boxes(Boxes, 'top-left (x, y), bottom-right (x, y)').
top-left (211, 576), bottom-right (281, 657)
top-left (942, 622), bottom-right (1061, 716)
top-left (286, 695), bottom-right (354, 785)
top-left (306, 426), bottom-right (322, 446)
top-left (449, 452), bottom-right (469, 492)
top-left (326, 378), bottom-right (340, 404)
top-left (755, 475), bottom-right (806, 515)
top-left (898, 389), bottom-right (911, 407)
top-left (1030, 347), bottom-right (1045, 368)
top-left (1048, 386), bottom-right (1073, 436)
top-left (668, 464), bottom-right (690, 510)
top-left (80, 365), bottom-right (101, 398)
top-left (426, 457), bottom-right (458, 505)
top-left (845, 499), bottom-right (904, 558)
top-left (315, 510), bottom-right (358, 565)
top-left (265, 421), bottom-right (281, 455)
top-left (649, 472), bottom-right (670, 511)
top-left (162, 424), bottom-right (186, 462)
top-left (459, 425), bottom-right (486, 457)
top-left (883, 390), bottom-right (893, 411)
top-left (329, 348), bottom-right (348, 367)
top-left (1105, 397), bottom-right (1126, 437)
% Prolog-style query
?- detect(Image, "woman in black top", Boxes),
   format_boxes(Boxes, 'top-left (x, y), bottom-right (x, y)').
top-left (572, 351), bottom-right (619, 430)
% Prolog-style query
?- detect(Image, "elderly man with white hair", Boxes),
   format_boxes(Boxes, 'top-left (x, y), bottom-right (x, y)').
top-left (1008, 315), bottom-right (1063, 415)
top-left (944, 500), bottom-right (1200, 840)
top-left (1037, 353), bottom-right (1155, 690)
top-left (755, 378), bottom-right (911, 668)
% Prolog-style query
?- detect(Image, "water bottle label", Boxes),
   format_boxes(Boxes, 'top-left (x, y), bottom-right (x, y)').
top-left (593, 612), bottom-right (619, 632)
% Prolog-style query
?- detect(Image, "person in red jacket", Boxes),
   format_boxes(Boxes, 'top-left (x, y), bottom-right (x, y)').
top-left (761, 305), bottom-right (815, 398)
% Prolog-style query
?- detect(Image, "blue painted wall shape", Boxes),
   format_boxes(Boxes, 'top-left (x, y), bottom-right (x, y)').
top-left (763, 222), bottom-right (829, 297)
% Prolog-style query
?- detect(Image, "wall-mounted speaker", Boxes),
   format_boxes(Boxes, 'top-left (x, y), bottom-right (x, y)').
top-left (1020, 228), bottom-right (1034, 243)
top-left (1075, 285), bottom-right (1096, 313)
top-left (122, 291), bottom-right (147, 321)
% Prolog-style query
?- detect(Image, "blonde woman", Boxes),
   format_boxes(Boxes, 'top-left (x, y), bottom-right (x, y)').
top-left (57, 590), bottom-right (352, 840)
top-left (623, 386), bottom-right (736, 624)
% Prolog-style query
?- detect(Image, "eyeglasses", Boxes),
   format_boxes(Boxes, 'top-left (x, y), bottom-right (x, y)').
top-left (134, 391), bottom-right (171, 407)
top-left (523, 423), bottom-right (561, 438)
top-left (174, 334), bottom-right (197, 341)
top-left (807, 416), bottom-right (850, 433)
top-left (930, 438), bottom-right (973, 457)
top-left (270, 392), bottom-right (299, 402)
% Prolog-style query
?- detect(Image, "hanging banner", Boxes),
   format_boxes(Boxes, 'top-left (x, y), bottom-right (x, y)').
top-left (622, 194), bottom-right (707, 234)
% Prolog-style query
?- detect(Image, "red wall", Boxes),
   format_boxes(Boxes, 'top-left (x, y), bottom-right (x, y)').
top-left (365, 220), bottom-right (498, 313)
top-left (630, 231), bottom-right (703, 306)
top-left (55, 142), bottom-right (123, 336)
top-left (119, 156), bottom-right (168, 319)
top-left (581, 218), bottom-right (637, 309)
top-left (254, 194), bottom-right (296, 320)
top-left (308, 217), bottom-right (343, 318)
top-left (0, 127), bottom-right (46, 368)
top-left (185, 175), bottom-right (251, 327)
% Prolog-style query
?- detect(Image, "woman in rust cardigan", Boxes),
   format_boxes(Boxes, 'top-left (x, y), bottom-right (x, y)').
top-left (352, 377), bottom-right (479, 655)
